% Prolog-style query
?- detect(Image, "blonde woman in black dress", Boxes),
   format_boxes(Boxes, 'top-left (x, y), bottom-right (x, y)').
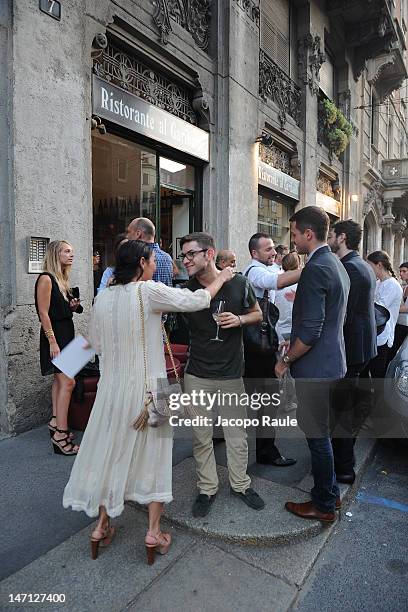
top-left (35, 240), bottom-right (82, 455)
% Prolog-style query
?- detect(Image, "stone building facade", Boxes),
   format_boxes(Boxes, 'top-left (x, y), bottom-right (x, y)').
top-left (1, 0), bottom-right (407, 434)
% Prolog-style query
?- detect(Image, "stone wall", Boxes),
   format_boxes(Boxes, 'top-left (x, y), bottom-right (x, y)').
top-left (0, 1), bottom-right (13, 433)
top-left (1, 0), bottom-right (96, 433)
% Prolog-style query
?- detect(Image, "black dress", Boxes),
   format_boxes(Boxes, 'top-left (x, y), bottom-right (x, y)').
top-left (35, 273), bottom-right (75, 375)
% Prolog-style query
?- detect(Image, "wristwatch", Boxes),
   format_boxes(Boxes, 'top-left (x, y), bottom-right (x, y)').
top-left (282, 354), bottom-right (292, 365)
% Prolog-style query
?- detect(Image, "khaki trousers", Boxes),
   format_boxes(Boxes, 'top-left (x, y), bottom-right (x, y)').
top-left (184, 373), bottom-right (251, 495)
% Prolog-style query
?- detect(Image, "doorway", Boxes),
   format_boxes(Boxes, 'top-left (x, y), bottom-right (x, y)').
top-left (92, 130), bottom-right (199, 290)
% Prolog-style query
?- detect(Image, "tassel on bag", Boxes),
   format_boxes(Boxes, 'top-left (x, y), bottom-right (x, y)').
top-left (131, 391), bottom-right (152, 431)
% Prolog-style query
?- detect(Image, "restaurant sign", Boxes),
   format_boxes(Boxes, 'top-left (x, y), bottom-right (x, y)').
top-left (258, 161), bottom-right (300, 200)
top-left (316, 191), bottom-right (340, 217)
top-left (92, 75), bottom-right (209, 162)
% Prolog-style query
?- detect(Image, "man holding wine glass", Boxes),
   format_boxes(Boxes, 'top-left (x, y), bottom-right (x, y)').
top-left (179, 232), bottom-right (265, 518)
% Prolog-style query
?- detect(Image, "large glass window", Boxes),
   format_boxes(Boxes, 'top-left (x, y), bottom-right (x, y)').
top-left (92, 131), bottom-right (197, 288)
top-left (258, 190), bottom-right (293, 246)
top-left (92, 132), bottom-right (157, 268)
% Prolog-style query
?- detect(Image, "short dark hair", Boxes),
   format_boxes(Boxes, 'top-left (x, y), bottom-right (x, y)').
top-left (332, 219), bottom-right (362, 250)
top-left (276, 244), bottom-right (289, 255)
top-left (289, 206), bottom-right (329, 242)
top-left (400, 261), bottom-right (408, 269)
top-left (248, 232), bottom-right (270, 255)
top-left (112, 240), bottom-right (153, 285)
top-left (180, 232), bottom-right (215, 250)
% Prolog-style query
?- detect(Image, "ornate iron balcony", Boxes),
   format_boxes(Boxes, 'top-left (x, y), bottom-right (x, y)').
top-left (259, 50), bottom-right (302, 130)
top-left (93, 42), bottom-right (197, 124)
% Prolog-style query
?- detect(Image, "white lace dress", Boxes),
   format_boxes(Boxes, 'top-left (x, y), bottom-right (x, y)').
top-left (63, 281), bottom-right (210, 518)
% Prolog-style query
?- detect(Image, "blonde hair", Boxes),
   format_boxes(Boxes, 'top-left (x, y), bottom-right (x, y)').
top-left (42, 240), bottom-right (73, 299)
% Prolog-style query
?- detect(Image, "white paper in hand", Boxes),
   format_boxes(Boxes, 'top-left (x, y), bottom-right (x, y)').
top-left (51, 335), bottom-right (96, 379)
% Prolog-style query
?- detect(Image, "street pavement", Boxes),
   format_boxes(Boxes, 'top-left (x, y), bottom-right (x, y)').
top-left (0, 425), bottom-right (407, 611)
top-left (293, 440), bottom-right (408, 611)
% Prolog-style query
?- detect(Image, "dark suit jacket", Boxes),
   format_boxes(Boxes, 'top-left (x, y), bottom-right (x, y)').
top-left (290, 245), bottom-right (350, 379)
top-left (340, 250), bottom-right (377, 367)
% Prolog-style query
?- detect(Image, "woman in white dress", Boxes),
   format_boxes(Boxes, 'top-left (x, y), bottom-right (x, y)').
top-left (63, 240), bottom-right (233, 563)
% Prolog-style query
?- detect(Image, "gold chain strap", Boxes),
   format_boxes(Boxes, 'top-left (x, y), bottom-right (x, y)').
top-left (137, 284), bottom-right (148, 389)
top-left (161, 323), bottom-right (180, 384)
top-left (138, 283), bottom-right (179, 383)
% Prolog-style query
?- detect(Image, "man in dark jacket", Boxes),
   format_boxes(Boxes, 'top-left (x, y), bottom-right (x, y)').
top-left (275, 206), bottom-right (350, 523)
top-left (328, 220), bottom-right (377, 483)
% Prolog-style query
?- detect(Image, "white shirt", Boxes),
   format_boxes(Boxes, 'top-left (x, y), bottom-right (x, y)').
top-left (274, 283), bottom-right (297, 342)
top-left (242, 259), bottom-right (279, 303)
top-left (270, 262), bottom-right (281, 273)
top-left (376, 277), bottom-right (403, 347)
top-left (306, 243), bottom-right (327, 263)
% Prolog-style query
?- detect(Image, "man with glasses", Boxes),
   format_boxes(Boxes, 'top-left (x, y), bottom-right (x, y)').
top-left (179, 232), bottom-right (265, 518)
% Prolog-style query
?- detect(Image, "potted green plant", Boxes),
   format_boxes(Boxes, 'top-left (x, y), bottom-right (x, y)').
top-left (320, 98), bottom-right (352, 158)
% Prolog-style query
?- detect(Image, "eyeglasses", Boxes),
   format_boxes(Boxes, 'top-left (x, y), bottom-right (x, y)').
top-left (178, 249), bottom-right (208, 261)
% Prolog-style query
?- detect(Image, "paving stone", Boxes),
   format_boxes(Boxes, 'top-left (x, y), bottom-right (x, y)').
top-left (214, 530), bottom-right (331, 588)
top-left (126, 543), bottom-right (297, 612)
top-left (0, 506), bottom-right (194, 612)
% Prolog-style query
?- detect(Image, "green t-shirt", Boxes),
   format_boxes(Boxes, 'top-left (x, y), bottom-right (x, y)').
top-left (184, 274), bottom-right (257, 379)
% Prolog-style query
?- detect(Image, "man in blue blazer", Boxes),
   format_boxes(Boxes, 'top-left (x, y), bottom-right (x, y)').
top-left (275, 206), bottom-right (350, 522)
top-left (328, 220), bottom-right (377, 484)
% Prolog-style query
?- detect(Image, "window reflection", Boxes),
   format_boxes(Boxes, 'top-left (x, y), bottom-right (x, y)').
top-left (92, 131), bottom-right (157, 270)
top-left (258, 192), bottom-right (292, 245)
top-left (92, 131), bottom-right (197, 289)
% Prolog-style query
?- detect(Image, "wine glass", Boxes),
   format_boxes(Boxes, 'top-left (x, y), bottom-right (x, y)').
top-left (210, 300), bottom-right (226, 342)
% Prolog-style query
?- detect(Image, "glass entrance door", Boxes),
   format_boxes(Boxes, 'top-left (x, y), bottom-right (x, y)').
top-left (159, 157), bottom-right (195, 261)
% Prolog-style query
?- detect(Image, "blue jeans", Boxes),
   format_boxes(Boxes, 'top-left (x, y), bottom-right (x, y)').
top-left (295, 380), bottom-right (339, 513)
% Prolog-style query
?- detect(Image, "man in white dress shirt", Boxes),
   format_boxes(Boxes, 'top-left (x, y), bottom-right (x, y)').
top-left (243, 233), bottom-right (300, 465)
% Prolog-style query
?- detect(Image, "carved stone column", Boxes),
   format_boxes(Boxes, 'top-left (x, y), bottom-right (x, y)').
top-left (392, 213), bottom-right (408, 269)
top-left (211, 1), bottom-right (260, 266)
top-left (296, 9), bottom-right (324, 207)
top-left (403, 229), bottom-right (408, 262)
top-left (381, 199), bottom-right (396, 262)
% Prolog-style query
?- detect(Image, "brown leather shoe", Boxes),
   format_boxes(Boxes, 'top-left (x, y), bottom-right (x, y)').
top-left (285, 501), bottom-right (336, 523)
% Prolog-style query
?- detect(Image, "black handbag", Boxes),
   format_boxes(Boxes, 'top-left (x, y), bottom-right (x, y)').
top-left (72, 360), bottom-right (100, 403)
top-left (243, 267), bottom-right (280, 355)
top-left (374, 303), bottom-right (390, 336)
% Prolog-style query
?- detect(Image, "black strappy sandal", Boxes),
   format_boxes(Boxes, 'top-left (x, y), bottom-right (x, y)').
top-left (51, 429), bottom-right (79, 455)
top-left (48, 416), bottom-right (74, 441)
